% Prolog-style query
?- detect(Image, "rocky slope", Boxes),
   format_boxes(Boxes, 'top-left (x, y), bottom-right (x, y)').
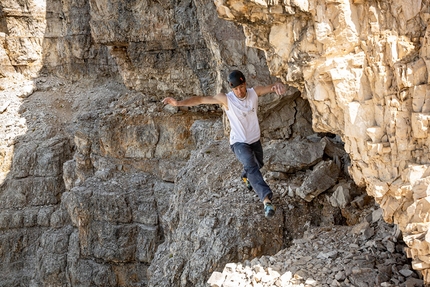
top-left (208, 220), bottom-right (421, 287)
top-left (1, 0), bottom-right (430, 286)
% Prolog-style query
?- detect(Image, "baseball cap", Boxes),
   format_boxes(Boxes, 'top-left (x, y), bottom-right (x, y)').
top-left (228, 70), bottom-right (246, 88)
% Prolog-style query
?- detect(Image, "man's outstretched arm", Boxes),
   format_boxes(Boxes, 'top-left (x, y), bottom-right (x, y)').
top-left (163, 93), bottom-right (227, 107)
top-left (254, 82), bottom-right (286, 97)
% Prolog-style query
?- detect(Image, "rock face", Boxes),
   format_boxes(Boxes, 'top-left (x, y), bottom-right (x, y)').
top-left (214, 0), bottom-right (430, 283)
top-left (1, 0), bottom-right (430, 287)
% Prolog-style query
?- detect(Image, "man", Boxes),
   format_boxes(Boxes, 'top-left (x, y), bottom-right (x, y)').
top-left (163, 70), bottom-right (286, 218)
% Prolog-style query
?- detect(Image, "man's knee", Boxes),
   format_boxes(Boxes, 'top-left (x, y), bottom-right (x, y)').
top-left (243, 164), bottom-right (260, 173)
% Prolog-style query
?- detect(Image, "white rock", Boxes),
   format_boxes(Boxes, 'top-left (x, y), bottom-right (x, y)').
top-left (207, 271), bottom-right (225, 287)
top-left (0, 100), bottom-right (10, 113)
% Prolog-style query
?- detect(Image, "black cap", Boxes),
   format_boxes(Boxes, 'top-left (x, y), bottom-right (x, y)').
top-left (228, 70), bottom-right (246, 88)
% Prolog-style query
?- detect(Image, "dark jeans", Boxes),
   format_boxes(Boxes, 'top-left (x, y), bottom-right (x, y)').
top-left (231, 140), bottom-right (273, 202)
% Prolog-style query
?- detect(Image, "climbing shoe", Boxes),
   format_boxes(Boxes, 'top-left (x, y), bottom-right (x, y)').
top-left (242, 177), bottom-right (253, 191)
top-left (264, 202), bottom-right (276, 218)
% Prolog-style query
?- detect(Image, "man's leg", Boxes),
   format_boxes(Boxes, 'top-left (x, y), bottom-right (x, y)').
top-left (231, 142), bottom-right (272, 202)
top-left (232, 142), bottom-right (276, 218)
top-left (238, 140), bottom-right (264, 191)
top-left (253, 141), bottom-right (275, 216)
top-left (250, 140), bottom-right (264, 169)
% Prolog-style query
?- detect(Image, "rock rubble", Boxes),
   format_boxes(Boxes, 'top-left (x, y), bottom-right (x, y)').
top-left (208, 212), bottom-right (424, 287)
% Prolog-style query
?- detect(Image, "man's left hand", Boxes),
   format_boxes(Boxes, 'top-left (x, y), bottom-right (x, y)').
top-left (271, 83), bottom-right (286, 95)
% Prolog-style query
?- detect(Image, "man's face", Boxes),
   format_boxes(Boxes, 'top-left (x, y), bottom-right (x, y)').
top-left (232, 83), bottom-right (247, 99)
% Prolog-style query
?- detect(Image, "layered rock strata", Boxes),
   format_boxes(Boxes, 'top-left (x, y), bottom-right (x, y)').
top-left (214, 0), bottom-right (430, 282)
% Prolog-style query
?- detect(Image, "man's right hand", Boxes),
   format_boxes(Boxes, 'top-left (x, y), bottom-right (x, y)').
top-left (162, 97), bottom-right (178, 106)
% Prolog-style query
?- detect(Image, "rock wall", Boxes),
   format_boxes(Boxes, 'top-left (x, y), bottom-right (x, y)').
top-left (214, 0), bottom-right (430, 282)
top-left (1, 0), bottom-right (430, 286)
top-left (0, 0), bottom-right (290, 286)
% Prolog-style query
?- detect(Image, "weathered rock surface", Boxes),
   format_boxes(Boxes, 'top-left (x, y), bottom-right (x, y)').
top-left (1, 74), bottom-right (383, 287)
top-left (1, 0), bottom-right (430, 286)
top-left (214, 0), bottom-right (430, 282)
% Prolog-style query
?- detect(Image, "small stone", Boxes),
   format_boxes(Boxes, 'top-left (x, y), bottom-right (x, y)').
top-left (399, 269), bottom-right (414, 277)
top-left (335, 271), bottom-right (346, 281)
top-left (362, 226), bottom-right (375, 240)
top-left (17, 82), bottom-right (36, 98)
top-left (352, 222), bottom-right (369, 235)
top-left (317, 250), bottom-right (338, 259)
top-left (305, 278), bottom-right (318, 286)
top-left (288, 185), bottom-right (295, 197)
top-left (371, 208), bottom-right (383, 223)
top-left (385, 241), bottom-right (396, 253)
top-left (267, 267), bottom-right (281, 278)
top-left (207, 272), bottom-right (225, 287)
top-left (403, 277), bottom-right (424, 287)
top-left (280, 271), bottom-right (293, 283)
top-left (224, 263), bottom-right (237, 273)
top-left (0, 100), bottom-right (10, 113)
top-left (163, 104), bottom-right (178, 114)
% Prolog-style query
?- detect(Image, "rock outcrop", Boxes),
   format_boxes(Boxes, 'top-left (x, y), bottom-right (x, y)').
top-left (214, 0), bottom-right (430, 283)
top-left (1, 0), bottom-right (430, 286)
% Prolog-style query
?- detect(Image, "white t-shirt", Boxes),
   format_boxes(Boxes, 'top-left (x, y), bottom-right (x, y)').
top-left (225, 88), bottom-right (260, 145)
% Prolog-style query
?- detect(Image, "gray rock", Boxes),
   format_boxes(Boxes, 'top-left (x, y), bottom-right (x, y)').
top-left (296, 160), bottom-right (340, 202)
top-left (265, 137), bottom-right (325, 173)
top-left (330, 183), bottom-right (351, 208)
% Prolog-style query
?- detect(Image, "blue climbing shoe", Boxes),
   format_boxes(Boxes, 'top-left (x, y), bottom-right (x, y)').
top-left (264, 202), bottom-right (276, 218)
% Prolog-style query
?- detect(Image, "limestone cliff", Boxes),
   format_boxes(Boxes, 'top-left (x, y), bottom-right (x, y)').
top-left (214, 0), bottom-right (430, 282)
top-left (0, 0), bottom-right (429, 286)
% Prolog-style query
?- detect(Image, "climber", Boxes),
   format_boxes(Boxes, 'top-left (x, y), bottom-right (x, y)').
top-left (162, 70), bottom-right (286, 218)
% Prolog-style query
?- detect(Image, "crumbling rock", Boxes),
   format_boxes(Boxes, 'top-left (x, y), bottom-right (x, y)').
top-left (208, 215), bottom-right (423, 287)
top-left (1, 0), bottom-right (430, 286)
top-left (264, 137), bottom-right (325, 174)
top-left (296, 159), bottom-right (341, 202)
